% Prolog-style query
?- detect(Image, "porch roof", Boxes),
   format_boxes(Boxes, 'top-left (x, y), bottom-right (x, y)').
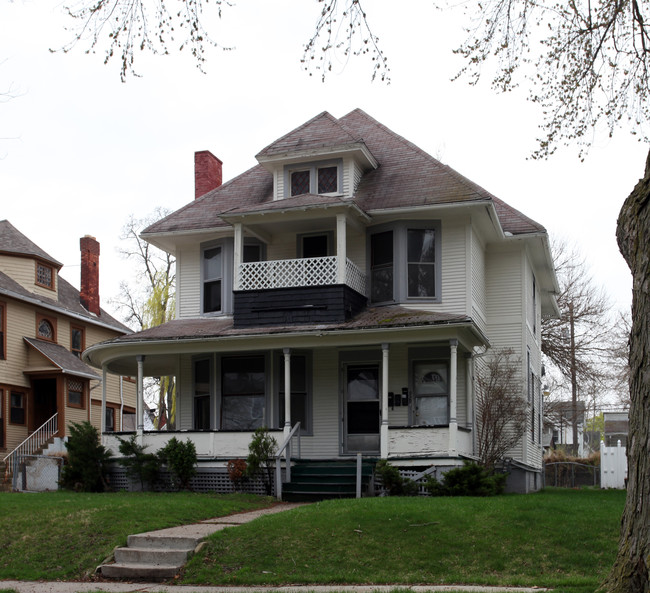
top-left (83, 306), bottom-right (490, 376)
top-left (24, 337), bottom-right (101, 380)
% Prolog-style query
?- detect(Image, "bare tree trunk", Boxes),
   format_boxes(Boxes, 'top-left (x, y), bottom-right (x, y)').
top-left (569, 302), bottom-right (579, 454)
top-left (602, 148), bottom-right (650, 593)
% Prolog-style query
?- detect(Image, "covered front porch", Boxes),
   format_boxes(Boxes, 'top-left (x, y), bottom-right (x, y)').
top-left (85, 307), bottom-right (488, 466)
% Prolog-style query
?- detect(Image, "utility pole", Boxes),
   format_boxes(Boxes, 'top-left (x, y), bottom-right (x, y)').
top-left (569, 301), bottom-right (578, 454)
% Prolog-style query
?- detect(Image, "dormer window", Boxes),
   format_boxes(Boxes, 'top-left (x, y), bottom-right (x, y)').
top-left (285, 159), bottom-right (342, 198)
top-left (36, 262), bottom-right (54, 290)
top-left (291, 170), bottom-right (310, 196)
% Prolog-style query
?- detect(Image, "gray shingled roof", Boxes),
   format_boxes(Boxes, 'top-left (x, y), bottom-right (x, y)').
top-left (94, 306), bottom-right (475, 344)
top-left (24, 337), bottom-right (101, 380)
top-left (0, 220), bottom-right (63, 267)
top-left (142, 109), bottom-right (545, 237)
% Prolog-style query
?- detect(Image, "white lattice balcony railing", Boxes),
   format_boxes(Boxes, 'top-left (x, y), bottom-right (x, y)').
top-left (238, 256), bottom-right (367, 295)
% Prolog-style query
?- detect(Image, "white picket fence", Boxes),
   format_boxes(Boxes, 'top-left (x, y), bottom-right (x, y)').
top-left (600, 440), bottom-right (627, 489)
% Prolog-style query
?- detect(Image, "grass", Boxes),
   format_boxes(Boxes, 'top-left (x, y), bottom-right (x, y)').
top-left (181, 488), bottom-right (625, 593)
top-left (0, 488), bottom-right (625, 592)
top-left (0, 491), bottom-right (272, 581)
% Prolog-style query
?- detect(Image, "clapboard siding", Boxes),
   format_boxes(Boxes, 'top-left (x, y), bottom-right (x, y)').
top-left (471, 228), bottom-right (487, 334)
top-left (0, 255), bottom-right (58, 300)
top-left (177, 245), bottom-right (200, 318)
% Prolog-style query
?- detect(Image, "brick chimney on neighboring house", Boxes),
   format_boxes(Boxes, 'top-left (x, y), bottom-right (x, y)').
top-left (80, 235), bottom-right (101, 316)
top-left (195, 150), bottom-right (223, 199)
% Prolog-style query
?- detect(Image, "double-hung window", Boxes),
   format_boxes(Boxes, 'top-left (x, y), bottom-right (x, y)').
top-left (203, 246), bottom-right (222, 313)
top-left (193, 358), bottom-right (212, 430)
top-left (221, 355), bottom-right (265, 430)
top-left (10, 391), bottom-right (25, 425)
top-left (370, 221), bottom-right (441, 304)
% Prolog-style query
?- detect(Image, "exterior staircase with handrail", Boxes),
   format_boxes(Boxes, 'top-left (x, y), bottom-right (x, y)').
top-left (2, 413), bottom-right (58, 484)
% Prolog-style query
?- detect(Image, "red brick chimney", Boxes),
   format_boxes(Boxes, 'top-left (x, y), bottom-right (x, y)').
top-left (80, 235), bottom-right (100, 316)
top-left (195, 150), bottom-right (223, 199)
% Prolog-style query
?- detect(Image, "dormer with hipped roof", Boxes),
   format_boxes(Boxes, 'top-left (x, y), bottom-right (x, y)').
top-left (255, 111), bottom-right (379, 201)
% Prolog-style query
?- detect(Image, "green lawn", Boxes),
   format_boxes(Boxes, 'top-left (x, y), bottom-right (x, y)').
top-left (0, 488), bottom-right (625, 593)
top-left (0, 491), bottom-right (272, 581)
top-left (181, 488), bottom-right (625, 593)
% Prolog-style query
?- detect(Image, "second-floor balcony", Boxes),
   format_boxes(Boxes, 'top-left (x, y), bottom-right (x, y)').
top-left (233, 256), bottom-right (368, 328)
top-left (237, 256), bottom-right (367, 296)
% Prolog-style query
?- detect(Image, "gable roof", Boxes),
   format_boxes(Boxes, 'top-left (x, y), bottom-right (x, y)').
top-left (0, 220), bottom-right (62, 267)
top-left (142, 109), bottom-right (546, 238)
top-left (24, 337), bottom-right (101, 380)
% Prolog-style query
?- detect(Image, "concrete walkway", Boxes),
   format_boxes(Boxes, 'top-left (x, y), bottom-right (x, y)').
top-left (0, 583), bottom-right (549, 593)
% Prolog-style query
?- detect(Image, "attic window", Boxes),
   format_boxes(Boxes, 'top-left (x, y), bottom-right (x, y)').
top-left (36, 262), bottom-right (54, 289)
top-left (318, 166), bottom-right (338, 193)
top-left (285, 159), bottom-right (342, 198)
top-left (291, 171), bottom-right (310, 196)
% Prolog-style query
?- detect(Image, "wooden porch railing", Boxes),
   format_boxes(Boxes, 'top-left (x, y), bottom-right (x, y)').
top-left (274, 422), bottom-right (301, 501)
top-left (2, 413), bottom-right (58, 482)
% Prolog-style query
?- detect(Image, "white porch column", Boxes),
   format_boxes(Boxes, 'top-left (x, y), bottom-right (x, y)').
top-left (449, 340), bottom-right (458, 455)
top-left (336, 213), bottom-right (347, 285)
top-left (233, 222), bottom-right (243, 290)
top-left (136, 355), bottom-right (145, 438)
top-left (381, 343), bottom-right (390, 458)
top-left (465, 352), bottom-right (474, 454)
top-left (101, 365), bottom-right (107, 434)
top-left (283, 348), bottom-right (291, 439)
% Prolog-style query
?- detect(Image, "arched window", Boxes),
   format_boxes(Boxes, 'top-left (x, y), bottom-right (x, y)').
top-left (37, 318), bottom-right (54, 340)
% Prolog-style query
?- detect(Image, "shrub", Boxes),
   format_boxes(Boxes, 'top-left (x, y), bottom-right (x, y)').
top-left (60, 421), bottom-right (111, 492)
top-left (246, 427), bottom-right (277, 496)
top-left (227, 459), bottom-right (248, 492)
top-left (158, 437), bottom-right (197, 491)
top-left (375, 460), bottom-right (419, 496)
top-left (117, 435), bottom-right (160, 490)
top-left (424, 461), bottom-right (507, 497)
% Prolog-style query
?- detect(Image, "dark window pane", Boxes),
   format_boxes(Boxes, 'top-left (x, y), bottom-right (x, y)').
top-left (279, 392), bottom-right (307, 429)
top-left (221, 395), bottom-right (264, 430)
top-left (291, 170), bottom-right (310, 196)
top-left (302, 235), bottom-right (328, 258)
top-left (195, 359), bottom-right (211, 395)
top-left (38, 319), bottom-right (53, 339)
top-left (371, 231), bottom-right (393, 303)
top-left (347, 402), bottom-right (380, 434)
top-left (371, 268), bottom-right (393, 302)
top-left (407, 229), bottom-right (435, 263)
top-left (243, 244), bottom-right (261, 263)
top-left (371, 231), bottom-right (393, 266)
top-left (105, 407), bottom-right (115, 431)
top-left (71, 328), bottom-right (82, 356)
top-left (194, 395), bottom-right (211, 430)
top-left (318, 166), bottom-right (337, 193)
top-left (204, 280), bottom-right (221, 312)
top-left (222, 356), bottom-right (265, 395)
top-left (408, 263), bottom-right (436, 297)
top-left (10, 392), bottom-right (24, 424)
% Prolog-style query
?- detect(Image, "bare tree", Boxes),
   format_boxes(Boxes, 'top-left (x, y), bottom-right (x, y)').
top-left (475, 349), bottom-right (527, 472)
top-left (608, 309), bottom-right (632, 409)
top-left (111, 208), bottom-right (176, 428)
top-left (541, 239), bottom-right (612, 453)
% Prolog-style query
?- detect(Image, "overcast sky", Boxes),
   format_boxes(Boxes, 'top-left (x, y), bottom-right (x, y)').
top-left (1, 0), bottom-right (646, 321)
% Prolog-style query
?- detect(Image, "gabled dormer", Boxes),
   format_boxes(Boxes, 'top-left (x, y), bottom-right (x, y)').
top-left (0, 220), bottom-right (63, 299)
top-left (255, 111), bottom-right (378, 201)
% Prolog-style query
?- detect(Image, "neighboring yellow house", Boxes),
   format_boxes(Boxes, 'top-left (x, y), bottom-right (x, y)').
top-left (0, 220), bottom-right (136, 472)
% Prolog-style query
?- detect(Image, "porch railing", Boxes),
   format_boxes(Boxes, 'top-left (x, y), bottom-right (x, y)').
top-left (239, 256), bottom-right (366, 295)
top-left (3, 413), bottom-right (58, 482)
top-left (274, 422), bottom-right (301, 501)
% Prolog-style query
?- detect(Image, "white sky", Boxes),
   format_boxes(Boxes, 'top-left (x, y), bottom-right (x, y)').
top-left (1, 0), bottom-right (645, 320)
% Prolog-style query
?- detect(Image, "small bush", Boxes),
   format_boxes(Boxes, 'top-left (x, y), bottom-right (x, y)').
top-left (227, 459), bottom-right (248, 492)
top-left (246, 428), bottom-right (277, 496)
top-left (375, 460), bottom-right (419, 496)
top-left (158, 437), bottom-right (197, 491)
top-left (117, 435), bottom-right (160, 490)
top-left (425, 461), bottom-right (506, 497)
top-left (60, 421), bottom-right (111, 492)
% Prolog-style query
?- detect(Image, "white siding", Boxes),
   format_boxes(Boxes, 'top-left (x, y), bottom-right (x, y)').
top-left (177, 355), bottom-right (193, 430)
top-left (470, 228), bottom-right (487, 334)
top-left (177, 245), bottom-right (200, 318)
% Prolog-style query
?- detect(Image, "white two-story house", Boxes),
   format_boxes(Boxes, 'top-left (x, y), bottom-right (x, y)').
top-left (85, 109), bottom-right (559, 494)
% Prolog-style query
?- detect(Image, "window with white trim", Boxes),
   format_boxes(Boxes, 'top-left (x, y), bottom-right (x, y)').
top-left (203, 246), bottom-right (222, 313)
top-left (369, 221), bottom-right (441, 304)
top-left (285, 160), bottom-right (342, 197)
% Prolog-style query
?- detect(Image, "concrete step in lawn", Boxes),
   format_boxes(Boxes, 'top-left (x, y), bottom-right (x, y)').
top-left (98, 503), bottom-right (304, 580)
